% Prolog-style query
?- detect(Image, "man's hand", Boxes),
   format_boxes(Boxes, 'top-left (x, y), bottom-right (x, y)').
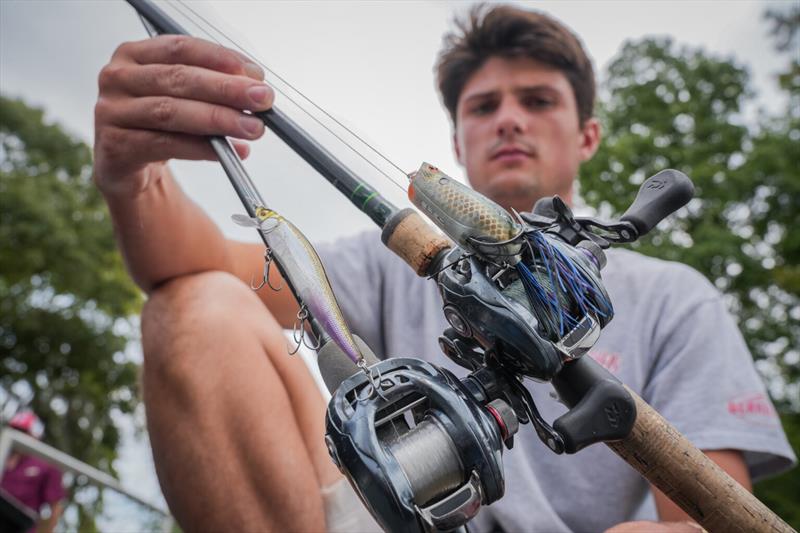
top-left (93, 35), bottom-right (274, 197)
top-left (605, 521), bottom-right (705, 533)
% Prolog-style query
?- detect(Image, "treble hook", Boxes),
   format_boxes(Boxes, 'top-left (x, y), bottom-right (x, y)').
top-left (251, 249), bottom-right (283, 291)
top-left (356, 357), bottom-right (388, 401)
top-left (289, 305), bottom-right (321, 354)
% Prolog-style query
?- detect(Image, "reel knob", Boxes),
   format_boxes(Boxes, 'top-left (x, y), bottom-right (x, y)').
top-left (443, 305), bottom-right (472, 338)
top-left (486, 399), bottom-right (519, 445)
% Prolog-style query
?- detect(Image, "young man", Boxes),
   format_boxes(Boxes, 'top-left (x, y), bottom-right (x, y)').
top-left (92, 5), bottom-right (794, 532)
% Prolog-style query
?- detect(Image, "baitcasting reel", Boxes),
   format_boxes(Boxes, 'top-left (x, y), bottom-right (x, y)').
top-left (325, 358), bottom-right (512, 532)
top-left (326, 170), bottom-right (694, 532)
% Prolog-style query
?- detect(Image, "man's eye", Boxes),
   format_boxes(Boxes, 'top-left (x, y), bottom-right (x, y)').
top-left (471, 101), bottom-right (497, 115)
top-left (523, 96), bottom-right (555, 109)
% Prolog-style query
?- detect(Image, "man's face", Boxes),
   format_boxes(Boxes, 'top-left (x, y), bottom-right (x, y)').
top-left (453, 56), bottom-right (600, 212)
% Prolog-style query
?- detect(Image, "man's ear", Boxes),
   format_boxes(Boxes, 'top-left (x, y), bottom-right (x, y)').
top-left (578, 118), bottom-right (601, 162)
top-left (453, 131), bottom-right (464, 165)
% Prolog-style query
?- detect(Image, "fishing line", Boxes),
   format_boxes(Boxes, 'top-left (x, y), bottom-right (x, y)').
top-left (170, 0), bottom-right (410, 195)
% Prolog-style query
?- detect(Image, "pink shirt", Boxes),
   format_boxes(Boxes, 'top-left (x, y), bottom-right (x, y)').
top-left (1, 455), bottom-right (65, 515)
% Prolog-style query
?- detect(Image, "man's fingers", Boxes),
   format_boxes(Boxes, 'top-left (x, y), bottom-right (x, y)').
top-left (104, 96), bottom-right (265, 139)
top-left (104, 63), bottom-right (273, 112)
top-left (231, 140), bottom-right (251, 159)
top-left (97, 127), bottom-right (224, 170)
top-left (229, 48), bottom-right (266, 79)
top-left (94, 127), bottom-right (254, 189)
top-left (113, 35), bottom-right (264, 80)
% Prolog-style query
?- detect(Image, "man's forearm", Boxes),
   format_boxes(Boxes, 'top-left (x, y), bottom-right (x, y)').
top-left (103, 164), bottom-right (232, 294)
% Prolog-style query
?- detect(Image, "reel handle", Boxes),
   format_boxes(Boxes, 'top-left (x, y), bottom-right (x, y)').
top-left (609, 388), bottom-right (792, 533)
top-left (620, 169), bottom-right (694, 236)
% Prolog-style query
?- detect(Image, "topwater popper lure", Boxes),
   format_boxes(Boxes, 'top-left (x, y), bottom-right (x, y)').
top-left (232, 206), bottom-right (364, 365)
top-left (408, 162), bottom-right (523, 260)
top-left (408, 163), bottom-right (612, 356)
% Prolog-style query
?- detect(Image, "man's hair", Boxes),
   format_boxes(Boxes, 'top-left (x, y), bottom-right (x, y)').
top-left (436, 4), bottom-right (595, 126)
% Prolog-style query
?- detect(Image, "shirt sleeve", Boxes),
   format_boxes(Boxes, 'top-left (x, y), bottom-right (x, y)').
top-left (315, 230), bottom-right (388, 358)
top-left (641, 266), bottom-right (796, 481)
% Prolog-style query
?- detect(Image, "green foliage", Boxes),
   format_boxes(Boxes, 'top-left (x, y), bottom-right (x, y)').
top-left (0, 95), bottom-right (143, 526)
top-left (755, 412), bottom-right (800, 529)
top-left (580, 37), bottom-right (799, 410)
top-left (580, 8), bottom-right (799, 522)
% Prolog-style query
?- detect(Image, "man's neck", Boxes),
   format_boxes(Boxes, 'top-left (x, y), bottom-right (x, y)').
top-left (500, 189), bottom-right (573, 215)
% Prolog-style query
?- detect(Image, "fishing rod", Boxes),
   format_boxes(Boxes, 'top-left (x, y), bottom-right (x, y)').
top-left (127, 0), bottom-right (398, 229)
top-left (127, 0), bottom-right (450, 279)
top-left (122, 2), bottom-right (792, 532)
top-left (130, 0), bottom-right (396, 378)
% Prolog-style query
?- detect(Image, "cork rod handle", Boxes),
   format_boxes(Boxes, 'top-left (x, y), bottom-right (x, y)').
top-left (607, 388), bottom-right (793, 533)
top-left (381, 208), bottom-right (452, 276)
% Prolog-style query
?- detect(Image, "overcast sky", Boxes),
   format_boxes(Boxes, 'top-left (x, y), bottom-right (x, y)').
top-left (0, 0), bottom-right (790, 521)
top-left (1, 0), bottom-right (789, 244)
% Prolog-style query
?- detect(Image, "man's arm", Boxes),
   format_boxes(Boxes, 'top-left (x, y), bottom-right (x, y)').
top-left (652, 449), bottom-right (752, 521)
top-left (604, 444), bottom-right (753, 532)
top-left (94, 35), bottom-right (299, 326)
top-left (606, 430), bottom-right (753, 532)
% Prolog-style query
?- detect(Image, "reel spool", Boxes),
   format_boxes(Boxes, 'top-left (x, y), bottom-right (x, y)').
top-left (325, 358), bottom-right (515, 532)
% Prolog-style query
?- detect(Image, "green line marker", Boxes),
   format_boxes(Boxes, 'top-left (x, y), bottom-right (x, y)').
top-left (351, 183), bottom-right (364, 199)
top-left (361, 192), bottom-right (377, 209)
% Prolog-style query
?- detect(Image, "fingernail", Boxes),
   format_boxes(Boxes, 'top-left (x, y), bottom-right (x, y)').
top-left (248, 84), bottom-right (271, 106)
top-left (239, 115), bottom-right (263, 136)
top-left (243, 62), bottom-right (264, 80)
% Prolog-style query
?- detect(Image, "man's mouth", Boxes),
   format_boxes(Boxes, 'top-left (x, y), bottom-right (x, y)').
top-left (490, 144), bottom-right (534, 163)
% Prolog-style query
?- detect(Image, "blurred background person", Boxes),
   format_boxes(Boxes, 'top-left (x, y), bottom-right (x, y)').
top-left (1, 411), bottom-right (66, 533)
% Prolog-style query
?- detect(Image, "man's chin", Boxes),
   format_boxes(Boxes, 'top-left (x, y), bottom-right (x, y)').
top-left (480, 175), bottom-right (540, 211)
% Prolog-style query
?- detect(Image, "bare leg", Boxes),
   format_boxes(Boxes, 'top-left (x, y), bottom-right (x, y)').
top-left (141, 271), bottom-right (340, 532)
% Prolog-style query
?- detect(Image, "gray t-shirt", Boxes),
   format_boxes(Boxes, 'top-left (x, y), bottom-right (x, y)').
top-left (317, 230), bottom-right (796, 532)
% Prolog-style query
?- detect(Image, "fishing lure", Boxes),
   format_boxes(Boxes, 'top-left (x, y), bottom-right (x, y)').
top-left (233, 206), bottom-right (365, 365)
top-left (408, 162), bottom-right (522, 260)
top-left (408, 163), bottom-right (612, 356)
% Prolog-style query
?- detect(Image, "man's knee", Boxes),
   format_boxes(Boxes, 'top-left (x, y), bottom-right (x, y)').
top-left (141, 271), bottom-right (278, 387)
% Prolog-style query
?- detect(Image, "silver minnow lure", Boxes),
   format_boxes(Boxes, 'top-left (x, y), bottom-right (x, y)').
top-left (233, 206), bottom-right (363, 365)
top-left (408, 162), bottom-right (522, 259)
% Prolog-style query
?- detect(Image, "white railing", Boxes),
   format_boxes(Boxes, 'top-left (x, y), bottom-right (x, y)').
top-left (0, 427), bottom-right (173, 532)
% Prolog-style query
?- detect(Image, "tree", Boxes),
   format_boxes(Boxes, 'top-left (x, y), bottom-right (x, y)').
top-left (0, 95), bottom-right (142, 527)
top-left (579, 9), bottom-right (799, 524)
top-left (579, 37), bottom-right (799, 410)
top-left (747, 4), bottom-right (799, 523)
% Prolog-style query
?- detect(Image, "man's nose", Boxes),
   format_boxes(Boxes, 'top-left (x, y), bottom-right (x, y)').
top-left (495, 101), bottom-right (526, 138)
